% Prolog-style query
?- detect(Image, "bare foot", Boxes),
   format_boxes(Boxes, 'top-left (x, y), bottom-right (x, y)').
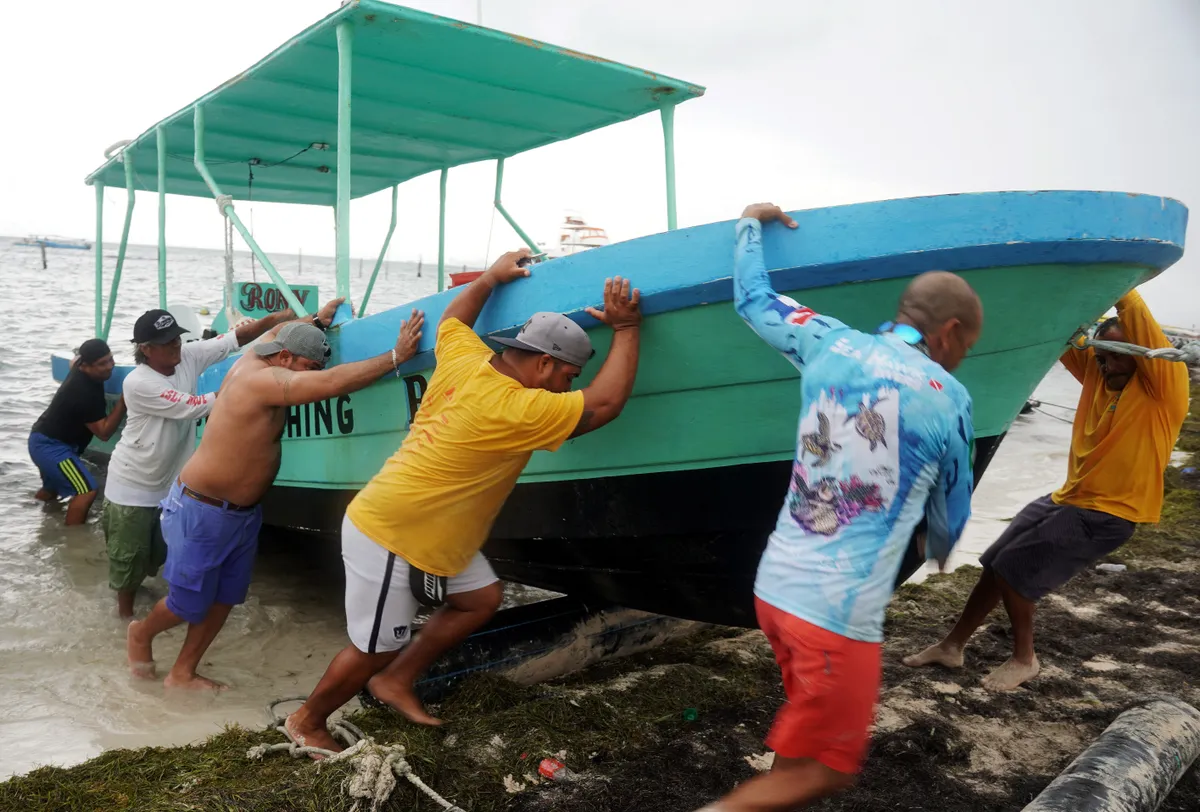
top-left (367, 674), bottom-right (443, 726)
top-left (126, 620), bottom-right (156, 679)
top-left (285, 712), bottom-right (342, 760)
top-left (902, 641), bottom-right (964, 669)
top-left (981, 656), bottom-right (1040, 691)
top-left (163, 671), bottom-right (227, 692)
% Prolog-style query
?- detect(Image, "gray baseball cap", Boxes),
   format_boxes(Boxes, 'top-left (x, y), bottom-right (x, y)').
top-left (492, 312), bottom-right (595, 367)
top-left (254, 322), bottom-right (331, 367)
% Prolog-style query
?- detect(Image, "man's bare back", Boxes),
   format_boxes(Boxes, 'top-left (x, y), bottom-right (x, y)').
top-left (178, 308), bottom-right (424, 507)
top-left (180, 353), bottom-right (289, 506)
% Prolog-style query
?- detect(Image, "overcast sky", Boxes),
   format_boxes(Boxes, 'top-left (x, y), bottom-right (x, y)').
top-left (2, 0), bottom-right (1197, 325)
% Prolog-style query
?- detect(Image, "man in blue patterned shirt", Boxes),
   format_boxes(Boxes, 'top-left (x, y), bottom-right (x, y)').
top-left (698, 203), bottom-right (982, 812)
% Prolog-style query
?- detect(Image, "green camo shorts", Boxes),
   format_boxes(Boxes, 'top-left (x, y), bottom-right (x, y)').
top-left (101, 500), bottom-right (167, 592)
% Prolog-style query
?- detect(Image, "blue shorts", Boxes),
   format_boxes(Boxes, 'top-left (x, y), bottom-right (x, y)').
top-left (160, 480), bottom-right (262, 624)
top-left (28, 432), bottom-right (96, 498)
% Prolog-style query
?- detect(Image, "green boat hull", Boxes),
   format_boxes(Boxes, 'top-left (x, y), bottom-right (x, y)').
top-left (261, 260), bottom-right (1139, 493)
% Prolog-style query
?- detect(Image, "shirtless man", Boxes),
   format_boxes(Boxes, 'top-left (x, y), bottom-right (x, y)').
top-left (126, 309), bottom-right (425, 689)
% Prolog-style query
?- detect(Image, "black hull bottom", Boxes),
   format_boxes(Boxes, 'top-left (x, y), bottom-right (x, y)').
top-left (261, 433), bottom-right (1006, 629)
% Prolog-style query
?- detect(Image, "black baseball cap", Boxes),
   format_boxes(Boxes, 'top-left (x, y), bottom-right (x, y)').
top-left (132, 309), bottom-right (189, 345)
top-left (78, 338), bottom-right (112, 364)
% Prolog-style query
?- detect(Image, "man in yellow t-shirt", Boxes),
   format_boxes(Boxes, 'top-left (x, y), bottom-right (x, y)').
top-left (287, 248), bottom-right (643, 752)
top-left (905, 287), bottom-right (1188, 691)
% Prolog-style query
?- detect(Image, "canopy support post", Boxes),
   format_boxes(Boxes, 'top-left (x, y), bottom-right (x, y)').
top-left (93, 183), bottom-right (104, 337)
top-left (102, 153), bottom-right (136, 341)
top-left (156, 126), bottom-right (168, 309)
top-left (360, 184), bottom-right (397, 317)
top-left (660, 105), bottom-right (677, 231)
top-left (493, 158), bottom-right (541, 254)
top-left (438, 168), bottom-right (447, 292)
top-left (193, 105), bottom-right (309, 318)
top-left (335, 20), bottom-right (353, 307)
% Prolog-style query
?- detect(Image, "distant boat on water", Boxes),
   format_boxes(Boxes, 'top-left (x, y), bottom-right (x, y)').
top-left (550, 211), bottom-right (610, 257)
top-left (450, 212), bottom-right (612, 287)
top-left (16, 235), bottom-right (92, 250)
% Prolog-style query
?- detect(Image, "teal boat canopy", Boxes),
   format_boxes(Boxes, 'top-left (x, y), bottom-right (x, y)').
top-left (84, 0), bottom-right (705, 205)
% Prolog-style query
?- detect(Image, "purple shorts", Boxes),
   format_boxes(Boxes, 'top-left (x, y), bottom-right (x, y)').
top-left (159, 480), bottom-right (262, 624)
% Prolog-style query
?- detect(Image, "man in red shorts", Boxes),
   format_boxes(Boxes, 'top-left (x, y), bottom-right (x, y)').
top-left (695, 203), bottom-right (982, 810)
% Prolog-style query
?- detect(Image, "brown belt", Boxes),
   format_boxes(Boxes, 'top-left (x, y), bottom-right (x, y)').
top-left (177, 479), bottom-right (256, 512)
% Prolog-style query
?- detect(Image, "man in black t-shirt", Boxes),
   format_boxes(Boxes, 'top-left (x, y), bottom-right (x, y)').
top-left (29, 338), bottom-right (127, 525)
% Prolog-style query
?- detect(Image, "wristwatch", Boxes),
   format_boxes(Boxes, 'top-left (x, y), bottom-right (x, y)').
top-left (312, 314), bottom-right (328, 332)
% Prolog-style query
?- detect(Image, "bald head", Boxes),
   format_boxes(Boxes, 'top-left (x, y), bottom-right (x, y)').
top-left (898, 271), bottom-right (982, 335)
top-left (895, 271), bottom-right (983, 372)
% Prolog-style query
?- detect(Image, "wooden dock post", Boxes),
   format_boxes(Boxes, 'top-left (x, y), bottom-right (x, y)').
top-left (39, 242), bottom-right (47, 269)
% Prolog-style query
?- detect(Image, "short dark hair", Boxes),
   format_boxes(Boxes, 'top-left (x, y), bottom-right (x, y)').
top-left (1096, 316), bottom-right (1121, 338)
top-left (133, 345), bottom-right (147, 365)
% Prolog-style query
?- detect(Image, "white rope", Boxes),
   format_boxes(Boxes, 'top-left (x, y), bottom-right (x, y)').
top-left (247, 697), bottom-right (467, 812)
top-left (1069, 328), bottom-right (1200, 365)
top-left (1033, 407), bottom-right (1075, 425)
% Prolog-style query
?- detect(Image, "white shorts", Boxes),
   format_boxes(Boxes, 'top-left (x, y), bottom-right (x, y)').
top-left (341, 514), bottom-right (498, 654)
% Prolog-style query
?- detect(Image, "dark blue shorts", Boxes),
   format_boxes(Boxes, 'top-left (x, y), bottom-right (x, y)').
top-left (980, 495), bottom-right (1135, 602)
top-left (160, 480), bottom-right (262, 624)
top-left (28, 432), bottom-right (96, 498)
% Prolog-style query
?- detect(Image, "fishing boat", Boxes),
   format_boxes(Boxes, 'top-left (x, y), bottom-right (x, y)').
top-left (62, 1), bottom-right (1188, 628)
top-left (17, 235), bottom-right (92, 250)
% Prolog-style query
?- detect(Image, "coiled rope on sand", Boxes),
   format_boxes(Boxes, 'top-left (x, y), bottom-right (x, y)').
top-left (246, 696), bottom-right (466, 812)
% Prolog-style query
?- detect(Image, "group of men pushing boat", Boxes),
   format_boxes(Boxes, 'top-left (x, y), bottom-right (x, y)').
top-left (28, 202), bottom-right (1188, 811)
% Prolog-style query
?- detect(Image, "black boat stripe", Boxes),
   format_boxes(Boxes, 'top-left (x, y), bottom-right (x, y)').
top-left (367, 552), bottom-right (396, 655)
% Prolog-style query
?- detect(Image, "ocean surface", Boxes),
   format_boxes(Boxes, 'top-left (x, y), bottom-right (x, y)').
top-left (0, 236), bottom-right (1084, 779)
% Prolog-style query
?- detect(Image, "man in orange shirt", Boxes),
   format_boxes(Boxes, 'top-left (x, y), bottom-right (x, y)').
top-left (286, 248), bottom-right (643, 754)
top-left (905, 288), bottom-right (1189, 690)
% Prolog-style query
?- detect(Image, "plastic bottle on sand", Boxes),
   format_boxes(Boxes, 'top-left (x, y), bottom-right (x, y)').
top-left (538, 758), bottom-right (578, 782)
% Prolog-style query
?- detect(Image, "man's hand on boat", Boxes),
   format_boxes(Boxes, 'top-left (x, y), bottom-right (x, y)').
top-left (316, 297), bottom-right (346, 327)
top-left (260, 297), bottom-right (347, 336)
top-left (395, 309), bottom-right (425, 365)
top-left (741, 202), bottom-right (799, 229)
top-left (585, 277), bottom-right (642, 331)
top-left (484, 248), bottom-right (534, 286)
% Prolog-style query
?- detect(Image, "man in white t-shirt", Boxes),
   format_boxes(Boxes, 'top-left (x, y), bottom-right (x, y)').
top-left (103, 300), bottom-right (343, 618)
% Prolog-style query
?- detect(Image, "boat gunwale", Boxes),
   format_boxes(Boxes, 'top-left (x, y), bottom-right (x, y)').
top-left (290, 188), bottom-right (1190, 372)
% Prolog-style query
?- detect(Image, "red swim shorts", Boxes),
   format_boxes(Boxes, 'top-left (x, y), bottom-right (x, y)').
top-left (755, 596), bottom-right (882, 774)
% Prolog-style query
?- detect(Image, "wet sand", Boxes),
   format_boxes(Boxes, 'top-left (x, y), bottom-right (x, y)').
top-left (0, 236), bottom-right (437, 780)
